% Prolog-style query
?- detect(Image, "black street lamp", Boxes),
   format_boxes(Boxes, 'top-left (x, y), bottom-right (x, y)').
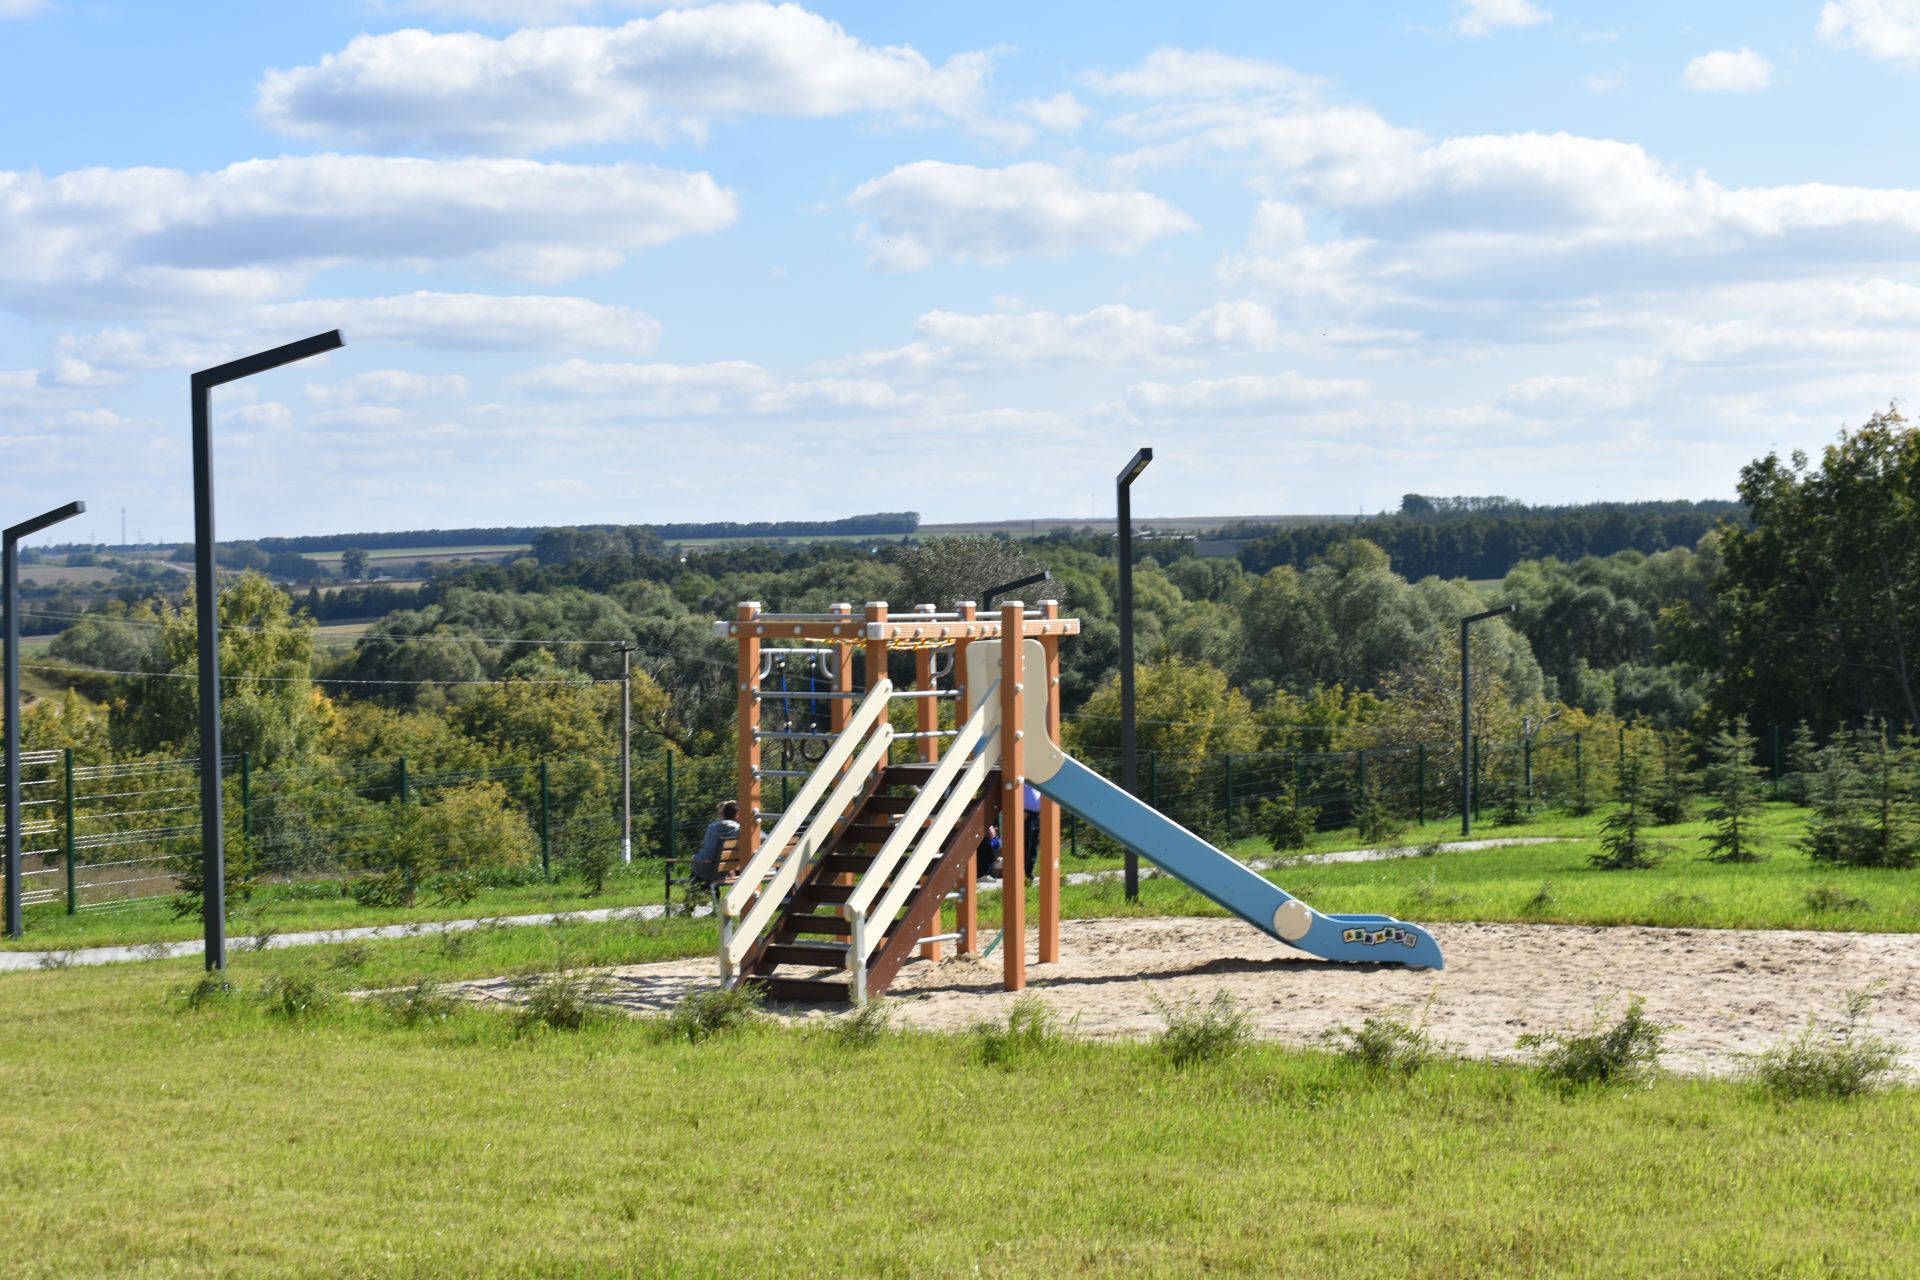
top-left (5, 501), bottom-right (86, 937)
top-left (982, 570), bottom-right (1050, 609)
top-left (193, 331), bottom-right (343, 971)
top-left (1116, 447), bottom-right (1152, 900)
top-left (1460, 603), bottom-right (1518, 837)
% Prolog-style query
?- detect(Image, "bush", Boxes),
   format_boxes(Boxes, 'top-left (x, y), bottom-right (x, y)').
top-left (349, 869), bottom-right (414, 909)
top-left (428, 870), bottom-right (485, 907)
top-left (1805, 884), bottom-right (1871, 914)
top-left (1744, 990), bottom-right (1905, 1100)
top-left (660, 983), bottom-right (765, 1043)
top-left (574, 840), bottom-right (619, 899)
top-left (1266, 795), bottom-right (1318, 851)
top-left (1520, 880), bottom-right (1556, 915)
top-left (971, 994), bottom-right (1063, 1067)
top-left (257, 972), bottom-right (334, 1020)
top-left (375, 980), bottom-right (463, 1028)
top-left (512, 967), bottom-right (615, 1033)
top-left (1330, 998), bottom-right (1440, 1076)
top-left (1151, 991), bottom-right (1253, 1068)
top-left (1518, 995), bottom-right (1668, 1090)
top-left (827, 997), bottom-right (897, 1050)
top-left (1591, 748), bottom-right (1664, 870)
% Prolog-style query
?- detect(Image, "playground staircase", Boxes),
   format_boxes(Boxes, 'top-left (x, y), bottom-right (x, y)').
top-left (737, 763), bottom-right (996, 1002)
top-left (720, 679), bottom-right (1003, 1004)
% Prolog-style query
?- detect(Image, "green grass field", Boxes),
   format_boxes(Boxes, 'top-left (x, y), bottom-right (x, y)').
top-left (303, 544), bottom-right (530, 563)
top-left (1, 930), bottom-right (1914, 1278)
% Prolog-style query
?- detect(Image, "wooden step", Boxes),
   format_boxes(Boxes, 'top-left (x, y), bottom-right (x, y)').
top-left (823, 852), bottom-right (875, 875)
top-left (842, 823), bottom-right (896, 846)
top-left (882, 763), bottom-right (939, 783)
top-left (761, 976), bottom-right (850, 1003)
top-left (861, 794), bottom-right (918, 814)
top-left (783, 915), bottom-right (852, 937)
top-left (761, 943), bottom-right (847, 968)
top-left (794, 883), bottom-right (854, 906)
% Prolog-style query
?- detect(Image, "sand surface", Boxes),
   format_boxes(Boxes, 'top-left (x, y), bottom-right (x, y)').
top-left (466, 917), bottom-right (1920, 1077)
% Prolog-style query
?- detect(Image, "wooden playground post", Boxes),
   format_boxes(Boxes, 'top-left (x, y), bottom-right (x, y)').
top-left (954, 601), bottom-right (979, 956)
top-left (1038, 599), bottom-right (1062, 964)
top-left (829, 603), bottom-right (853, 735)
top-left (912, 604), bottom-right (943, 961)
top-left (1000, 600), bottom-right (1027, 992)
top-left (735, 601), bottom-right (763, 859)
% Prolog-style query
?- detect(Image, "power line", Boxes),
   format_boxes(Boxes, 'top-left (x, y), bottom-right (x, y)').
top-left (25, 662), bottom-right (616, 688)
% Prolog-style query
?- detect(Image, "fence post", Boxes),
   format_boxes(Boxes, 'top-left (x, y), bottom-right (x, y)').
top-left (240, 751), bottom-right (253, 848)
top-left (1574, 732), bottom-right (1584, 806)
top-left (1292, 751), bottom-right (1303, 808)
top-left (397, 755), bottom-right (408, 806)
top-left (63, 748), bottom-right (76, 915)
top-left (1354, 749), bottom-right (1366, 833)
top-left (1224, 753), bottom-right (1235, 839)
top-left (1472, 735), bottom-right (1482, 823)
top-left (664, 750), bottom-right (676, 861)
top-left (1523, 737), bottom-right (1533, 811)
top-left (1148, 751), bottom-right (1159, 810)
top-left (1416, 743), bottom-right (1426, 825)
top-left (539, 761), bottom-right (552, 879)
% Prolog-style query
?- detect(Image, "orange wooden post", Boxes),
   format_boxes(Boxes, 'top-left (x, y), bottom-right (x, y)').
top-left (1038, 599), bottom-right (1062, 965)
top-left (954, 601), bottom-right (979, 956)
top-left (913, 604), bottom-right (940, 764)
top-left (828, 602), bottom-right (853, 735)
top-left (1000, 600), bottom-right (1026, 992)
top-left (735, 601), bottom-right (763, 860)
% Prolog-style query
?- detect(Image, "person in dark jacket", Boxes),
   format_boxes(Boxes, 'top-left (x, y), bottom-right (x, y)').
top-left (693, 801), bottom-right (740, 887)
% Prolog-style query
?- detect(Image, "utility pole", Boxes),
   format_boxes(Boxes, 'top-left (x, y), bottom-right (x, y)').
top-left (1116, 447), bottom-right (1153, 901)
top-left (1460, 603), bottom-right (1517, 838)
top-left (615, 642), bottom-right (635, 863)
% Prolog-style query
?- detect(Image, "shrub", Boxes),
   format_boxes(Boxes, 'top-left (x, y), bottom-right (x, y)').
top-left (329, 943), bottom-right (373, 971)
top-left (1700, 724), bottom-right (1766, 863)
top-left (1744, 990), bottom-right (1905, 1100)
top-left (827, 997), bottom-right (897, 1050)
top-left (257, 972), bottom-right (334, 1020)
top-left (1266, 794), bottom-right (1318, 851)
top-left (660, 983), bottom-right (765, 1043)
top-left (1330, 997), bottom-right (1441, 1076)
top-left (1591, 748), bottom-right (1664, 870)
top-left (428, 869), bottom-right (485, 908)
top-left (1520, 881), bottom-right (1556, 915)
top-left (1151, 991), bottom-right (1253, 1068)
top-left (1351, 775), bottom-right (1404, 845)
top-left (349, 869), bottom-right (413, 909)
top-left (1518, 995), bottom-right (1668, 1090)
top-left (971, 994), bottom-right (1062, 1067)
top-left (369, 782), bottom-right (540, 904)
top-left (375, 980), bottom-right (463, 1028)
top-left (1805, 884), bottom-right (1871, 914)
top-left (1648, 733), bottom-right (1694, 826)
top-left (512, 967), bottom-right (615, 1033)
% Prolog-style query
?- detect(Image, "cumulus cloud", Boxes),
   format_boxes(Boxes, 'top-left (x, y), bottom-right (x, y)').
top-left (49, 292), bottom-right (662, 385)
top-left (827, 298), bottom-right (1279, 375)
top-left (509, 357), bottom-right (931, 414)
top-left (258, 3), bottom-right (993, 153)
top-left (1818, 0), bottom-right (1920, 65)
top-left (1013, 92), bottom-right (1090, 132)
top-left (305, 369), bottom-right (471, 406)
top-left (0, 0), bottom-right (48, 17)
top-left (847, 161), bottom-right (1195, 269)
top-left (0, 155), bottom-right (734, 314)
top-left (1585, 71), bottom-right (1624, 93)
top-left (1124, 372), bottom-right (1371, 415)
top-left (1085, 47), bottom-right (1314, 99)
top-left (1457, 0), bottom-right (1549, 36)
top-left (1684, 48), bottom-right (1773, 92)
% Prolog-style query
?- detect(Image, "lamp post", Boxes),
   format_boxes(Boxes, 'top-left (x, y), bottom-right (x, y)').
top-left (5, 501), bottom-right (86, 937)
top-left (193, 330), bottom-right (343, 971)
top-left (614, 641), bottom-right (635, 863)
top-left (1116, 447), bottom-right (1152, 900)
top-left (983, 569), bottom-right (1050, 609)
top-left (1460, 603), bottom-right (1517, 837)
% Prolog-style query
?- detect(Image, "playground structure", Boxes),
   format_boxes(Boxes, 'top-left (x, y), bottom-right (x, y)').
top-left (716, 600), bottom-right (1444, 1002)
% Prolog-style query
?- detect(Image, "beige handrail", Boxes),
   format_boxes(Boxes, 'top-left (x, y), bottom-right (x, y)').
top-left (723, 724), bottom-right (894, 969)
top-left (846, 699), bottom-right (991, 920)
top-left (854, 749), bottom-right (993, 963)
top-left (723, 678), bottom-right (892, 920)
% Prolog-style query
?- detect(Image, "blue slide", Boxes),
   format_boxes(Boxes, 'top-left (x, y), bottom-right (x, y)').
top-left (1036, 753), bottom-right (1444, 969)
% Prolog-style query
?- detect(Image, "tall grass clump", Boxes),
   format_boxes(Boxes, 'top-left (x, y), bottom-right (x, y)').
top-left (512, 967), bottom-right (614, 1032)
top-left (1330, 995), bottom-right (1442, 1076)
top-left (660, 983), bottom-right (764, 1043)
top-left (257, 972), bottom-right (335, 1020)
top-left (375, 980), bottom-right (463, 1028)
top-left (1518, 995), bottom-right (1668, 1090)
top-left (826, 997), bottom-right (897, 1050)
top-left (971, 994), bottom-right (1063, 1068)
top-left (1744, 990), bottom-right (1905, 1100)
top-left (1150, 990), bottom-right (1253, 1068)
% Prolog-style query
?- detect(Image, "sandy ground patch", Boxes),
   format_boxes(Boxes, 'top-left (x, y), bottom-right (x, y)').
top-left (464, 917), bottom-right (1920, 1078)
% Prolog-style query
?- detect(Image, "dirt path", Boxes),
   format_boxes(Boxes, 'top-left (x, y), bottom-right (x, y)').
top-left (513, 917), bottom-right (1920, 1078)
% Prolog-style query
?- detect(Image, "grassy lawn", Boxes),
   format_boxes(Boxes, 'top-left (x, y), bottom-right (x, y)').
top-left (0, 939), bottom-right (1914, 1278)
top-left (3, 862), bottom-right (683, 952)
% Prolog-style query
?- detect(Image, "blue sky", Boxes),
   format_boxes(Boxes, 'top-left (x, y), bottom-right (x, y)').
top-left (4, 0), bottom-right (1919, 541)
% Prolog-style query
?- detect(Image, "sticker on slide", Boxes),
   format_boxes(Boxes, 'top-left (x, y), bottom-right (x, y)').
top-left (1342, 925), bottom-right (1420, 949)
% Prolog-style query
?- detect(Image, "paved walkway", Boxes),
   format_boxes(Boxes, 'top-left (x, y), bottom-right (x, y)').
top-left (0, 837), bottom-right (1563, 972)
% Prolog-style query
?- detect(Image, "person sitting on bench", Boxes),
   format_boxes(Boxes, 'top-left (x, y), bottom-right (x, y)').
top-left (693, 801), bottom-right (740, 888)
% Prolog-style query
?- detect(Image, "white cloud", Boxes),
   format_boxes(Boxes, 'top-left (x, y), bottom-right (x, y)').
top-left (1085, 47), bottom-right (1313, 99)
top-left (1585, 71), bottom-right (1624, 93)
top-left (305, 369), bottom-right (471, 406)
top-left (259, 4), bottom-right (993, 153)
top-left (50, 292), bottom-right (662, 385)
top-left (509, 357), bottom-right (930, 414)
top-left (827, 298), bottom-right (1280, 374)
top-left (1456, 0), bottom-right (1550, 37)
top-left (1818, 0), bottom-right (1920, 65)
top-left (220, 402), bottom-right (296, 431)
top-left (0, 155), bottom-right (735, 314)
top-left (1123, 372), bottom-right (1371, 417)
top-left (847, 161), bottom-right (1195, 270)
top-left (0, 0), bottom-right (48, 17)
top-left (1684, 48), bottom-right (1773, 92)
top-left (1498, 359), bottom-right (1660, 415)
top-left (1013, 92), bottom-right (1090, 132)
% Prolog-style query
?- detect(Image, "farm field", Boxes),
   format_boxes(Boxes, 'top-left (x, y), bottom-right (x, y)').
top-left (0, 937), bottom-right (1914, 1278)
top-left (303, 544), bottom-right (529, 564)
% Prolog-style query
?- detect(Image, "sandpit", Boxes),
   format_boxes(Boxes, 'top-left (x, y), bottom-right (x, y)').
top-left (466, 917), bottom-right (1920, 1077)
